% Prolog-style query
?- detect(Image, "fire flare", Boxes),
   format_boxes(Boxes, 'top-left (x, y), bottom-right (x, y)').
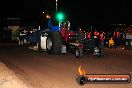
top-left (78, 65), bottom-right (86, 75)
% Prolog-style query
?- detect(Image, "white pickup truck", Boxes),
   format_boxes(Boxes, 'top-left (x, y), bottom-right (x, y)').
top-left (126, 32), bottom-right (132, 49)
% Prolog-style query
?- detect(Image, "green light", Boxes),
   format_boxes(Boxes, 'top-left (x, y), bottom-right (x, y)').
top-left (56, 12), bottom-right (64, 21)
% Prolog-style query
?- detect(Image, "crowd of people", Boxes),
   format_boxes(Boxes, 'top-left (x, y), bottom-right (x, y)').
top-left (79, 28), bottom-right (127, 48)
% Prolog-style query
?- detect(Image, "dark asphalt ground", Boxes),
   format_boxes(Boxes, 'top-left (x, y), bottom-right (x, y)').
top-left (0, 42), bottom-right (132, 88)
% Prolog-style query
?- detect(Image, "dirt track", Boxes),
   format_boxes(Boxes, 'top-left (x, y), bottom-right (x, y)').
top-left (0, 42), bottom-right (132, 88)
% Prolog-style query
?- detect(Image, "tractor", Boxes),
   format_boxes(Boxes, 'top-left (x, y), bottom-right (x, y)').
top-left (37, 17), bottom-right (102, 58)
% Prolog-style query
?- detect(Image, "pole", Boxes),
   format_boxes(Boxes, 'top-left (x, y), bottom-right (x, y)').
top-left (56, 0), bottom-right (58, 13)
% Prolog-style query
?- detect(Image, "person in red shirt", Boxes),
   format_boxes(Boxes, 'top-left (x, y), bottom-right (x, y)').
top-left (94, 30), bottom-right (100, 46)
top-left (100, 30), bottom-right (105, 55)
top-left (100, 31), bottom-right (105, 47)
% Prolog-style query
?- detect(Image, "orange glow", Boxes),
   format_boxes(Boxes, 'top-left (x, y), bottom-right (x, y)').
top-left (78, 65), bottom-right (86, 75)
top-left (46, 15), bottom-right (50, 19)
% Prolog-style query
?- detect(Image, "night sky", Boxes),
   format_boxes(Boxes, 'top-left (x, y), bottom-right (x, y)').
top-left (0, 0), bottom-right (132, 26)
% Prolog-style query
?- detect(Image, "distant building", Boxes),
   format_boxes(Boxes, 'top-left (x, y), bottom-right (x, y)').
top-left (4, 18), bottom-right (20, 41)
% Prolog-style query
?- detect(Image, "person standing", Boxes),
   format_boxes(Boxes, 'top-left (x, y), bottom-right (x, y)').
top-left (100, 31), bottom-right (106, 55)
top-left (94, 30), bottom-right (100, 46)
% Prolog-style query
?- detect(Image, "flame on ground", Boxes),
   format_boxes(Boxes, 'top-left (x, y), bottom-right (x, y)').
top-left (78, 65), bottom-right (86, 75)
